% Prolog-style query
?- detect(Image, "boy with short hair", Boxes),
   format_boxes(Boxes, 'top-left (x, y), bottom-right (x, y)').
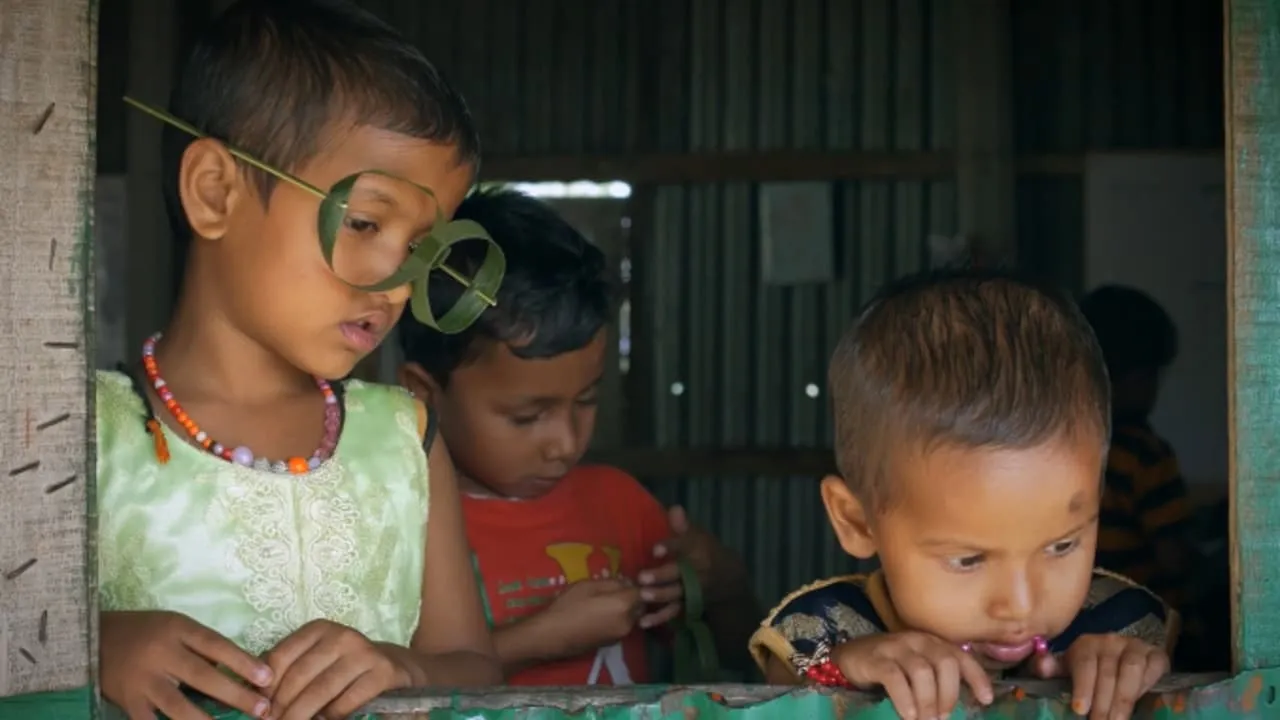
top-left (397, 187), bottom-right (759, 685)
top-left (752, 270), bottom-right (1175, 720)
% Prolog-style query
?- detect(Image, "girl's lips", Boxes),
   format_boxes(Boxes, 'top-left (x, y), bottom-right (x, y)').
top-left (972, 639), bottom-right (1036, 664)
top-left (339, 321), bottom-right (380, 353)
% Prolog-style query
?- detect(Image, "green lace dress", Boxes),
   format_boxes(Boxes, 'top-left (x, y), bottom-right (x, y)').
top-left (96, 369), bottom-right (430, 658)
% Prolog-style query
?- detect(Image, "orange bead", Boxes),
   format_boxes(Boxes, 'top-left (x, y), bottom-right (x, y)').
top-left (287, 457), bottom-right (310, 474)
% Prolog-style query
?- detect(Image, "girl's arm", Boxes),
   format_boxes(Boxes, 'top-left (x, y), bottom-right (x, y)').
top-left (390, 431), bottom-right (502, 686)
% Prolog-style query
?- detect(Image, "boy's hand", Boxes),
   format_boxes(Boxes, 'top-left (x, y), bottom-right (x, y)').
top-left (538, 578), bottom-right (644, 657)
top-left (1030, 633), bottom-right (1169, 719)
top-left (263, 619), bottom-right (415, 720)
top-left (100, 610), bottom-right (274, 720)
top-left (637, 506), bottom-right (740, 628)
top-left (829, 632), bottom-right (994, 720)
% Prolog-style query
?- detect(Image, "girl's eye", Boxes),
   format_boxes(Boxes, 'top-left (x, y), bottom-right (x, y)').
top-left (344, 217), bottom-right (380, 234)
top-left (945, 554), bottom-right (984, 572)
top-left (1048, 539), bottom-right (1079, 557)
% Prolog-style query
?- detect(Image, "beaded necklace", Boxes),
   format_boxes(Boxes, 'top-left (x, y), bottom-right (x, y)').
top-left (140, 332), bottom-right (341, 475)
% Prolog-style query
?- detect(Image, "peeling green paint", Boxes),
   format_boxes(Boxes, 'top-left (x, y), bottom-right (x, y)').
top-left (1226, 0), bottom-right (1280, 673)
top-left (3, 672), bottom-right (1279, 720)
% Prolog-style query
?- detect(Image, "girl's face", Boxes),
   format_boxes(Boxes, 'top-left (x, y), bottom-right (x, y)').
top-left (827, 436), bottom-right (1103, 670)
top-left (191, 124), bottom-right (474, 381)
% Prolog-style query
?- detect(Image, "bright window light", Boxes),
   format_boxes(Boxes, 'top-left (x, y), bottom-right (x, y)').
top-left (504, 180), bottom-right (632, 199)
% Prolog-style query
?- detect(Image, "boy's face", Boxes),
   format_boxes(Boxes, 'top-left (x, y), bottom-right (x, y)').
top-left (822, 434), bottom-right (1103, 670)
top-left (400, 330), bottom-right (607, 499)
top-left (187, 123), bottom-right (473, 381)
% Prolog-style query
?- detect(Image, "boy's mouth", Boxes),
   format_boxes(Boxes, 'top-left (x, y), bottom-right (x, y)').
top-left (970, 638), bottom-right (1037, 665)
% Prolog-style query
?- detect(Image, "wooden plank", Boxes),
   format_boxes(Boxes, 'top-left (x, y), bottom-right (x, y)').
top-left (0, 0), bottom-right (96, 698)
top-left (953, 0), bottom-right (1017, 263)
top-left (477, 151), bottom-right (1151, 184)
top-left (1226, 0), bottom-right (1280, 673)
top-left (481, 150), bottom-right (954, 182)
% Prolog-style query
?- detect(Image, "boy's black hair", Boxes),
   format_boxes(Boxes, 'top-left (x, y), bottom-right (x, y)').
top-left (828, 268), bottom-right (1111, 509)
top-left (1078, 285), bottom-right (1179, 381)
top-left (161, 0), bottom-right (480, 247)
top-left (397, 187), bottom-right (614, 385)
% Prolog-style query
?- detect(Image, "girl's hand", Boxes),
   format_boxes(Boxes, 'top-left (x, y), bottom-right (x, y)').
top-left (263, 619), bottom-right (415, 720)
top-left (101, 610), bottom-right (274, 720)
top-left (1030, 633), bottom-right (1169, 719)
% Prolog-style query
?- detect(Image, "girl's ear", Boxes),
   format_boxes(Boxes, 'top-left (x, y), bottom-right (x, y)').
top-left (177, 138), bottom-right (246, 242)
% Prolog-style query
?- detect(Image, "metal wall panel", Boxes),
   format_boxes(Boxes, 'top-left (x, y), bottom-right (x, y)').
top-left (354, 0), bottom-right (1221, 609)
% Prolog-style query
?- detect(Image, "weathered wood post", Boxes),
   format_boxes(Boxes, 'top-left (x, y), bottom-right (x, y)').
top-left (1226, 0), bottom-right (1280, 674)
top-left (0, 0), bottom-right (98, 707)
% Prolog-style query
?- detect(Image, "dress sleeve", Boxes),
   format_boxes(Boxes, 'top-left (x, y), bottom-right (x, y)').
top-left (748, 577), bottom-right (886, 679)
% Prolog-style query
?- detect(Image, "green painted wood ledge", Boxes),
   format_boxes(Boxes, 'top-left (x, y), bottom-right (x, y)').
top-left (1, 672), bottom-right (1277, 719)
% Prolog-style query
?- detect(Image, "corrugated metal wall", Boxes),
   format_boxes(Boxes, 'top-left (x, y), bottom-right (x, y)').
top-left (363, 0), bottom-right (1222, 609)
top-left (634, 0), bottom-right (955, 605)
top-left (1013, 0), bottom-right (1223, 289)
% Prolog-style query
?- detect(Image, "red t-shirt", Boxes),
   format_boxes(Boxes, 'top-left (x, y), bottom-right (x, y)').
top-left (462, 464), bottom-right (671, 686)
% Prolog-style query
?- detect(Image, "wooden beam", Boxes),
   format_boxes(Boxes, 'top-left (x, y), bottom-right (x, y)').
top-left (481, 150), bottom-right (954, 183)
top-left (479, 151), bottom-right (1141, 184)
top-left (583, 447), bottom-right (836, 478)
top-left (1226, 0), bottom-right (1280, 673)
top-left (953, 0), bottom-right (1017, 263)
top-left (0, 0), bottom-right (96, 698)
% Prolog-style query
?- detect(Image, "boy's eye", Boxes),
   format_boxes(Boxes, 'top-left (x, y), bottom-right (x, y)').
top-left (576, 395), bottom-right (599, 407)
top-left (945, 554), bottom-right (984, 572)
top-left (509, 412), bottom-right (541, 426)
top-left (1047, 538), bottom-right (1079, 557)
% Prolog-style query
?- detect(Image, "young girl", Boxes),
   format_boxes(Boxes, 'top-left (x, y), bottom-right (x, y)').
top-left (98, 2), bottom-right (502, 719)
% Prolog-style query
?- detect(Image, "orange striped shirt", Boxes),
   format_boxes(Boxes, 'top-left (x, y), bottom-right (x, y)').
top-left (1096, 420), bottom-right (1193, 610)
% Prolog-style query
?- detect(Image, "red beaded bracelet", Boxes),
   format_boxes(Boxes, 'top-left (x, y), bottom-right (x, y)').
top-left (795, 644), bottom-right (853, 688)
top-left (803, 655), bottom-right (852, 687)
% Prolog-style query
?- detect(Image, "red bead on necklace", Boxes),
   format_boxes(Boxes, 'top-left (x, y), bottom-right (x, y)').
top-left (141, 332), bottom-right (341, 474)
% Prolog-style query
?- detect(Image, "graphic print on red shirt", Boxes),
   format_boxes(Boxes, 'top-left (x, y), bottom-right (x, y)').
top-left (462, 465), bottom-right (671, 686)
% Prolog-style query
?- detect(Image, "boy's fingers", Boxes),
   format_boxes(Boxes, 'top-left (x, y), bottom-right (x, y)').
top-left (639, 602), bottom-right (681, 629)
top-left (932, 653), bottom-right (961, 715)
top-left (1088, 652), bottom-right (1120, 720)
top-left (957, 652), bottom-right (994, 705)
top-left (1069, 652), bottom-right (1099, 716)
top-left (1141, 649), bottom-right (1169, 690)
top-left (637, 561), bottom-right (681, 586)
top-left (639, 581), bottom-right (682, 604)
top-left (900, 655), bottom-right (939, 720)
top-left (876, 666), bottom-right (918, 720)
top-left (1029, 651), bottom-right (1066, 679)
top-left (1109, 652), bottom-right (1149, 720)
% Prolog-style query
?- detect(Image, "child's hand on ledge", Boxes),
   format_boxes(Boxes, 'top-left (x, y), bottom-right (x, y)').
top-left (262, 619), bottom-right (416, 720)
top-left (1030, 633), bottom-right (1170, 720)
top-left (100, 610), bottom-right (274, 720)
top-left (830, 632), bottom-right (994, 720)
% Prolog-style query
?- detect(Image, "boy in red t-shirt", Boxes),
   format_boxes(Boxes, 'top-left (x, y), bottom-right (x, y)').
top-left (395, 188), bottom-right (759, 686)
